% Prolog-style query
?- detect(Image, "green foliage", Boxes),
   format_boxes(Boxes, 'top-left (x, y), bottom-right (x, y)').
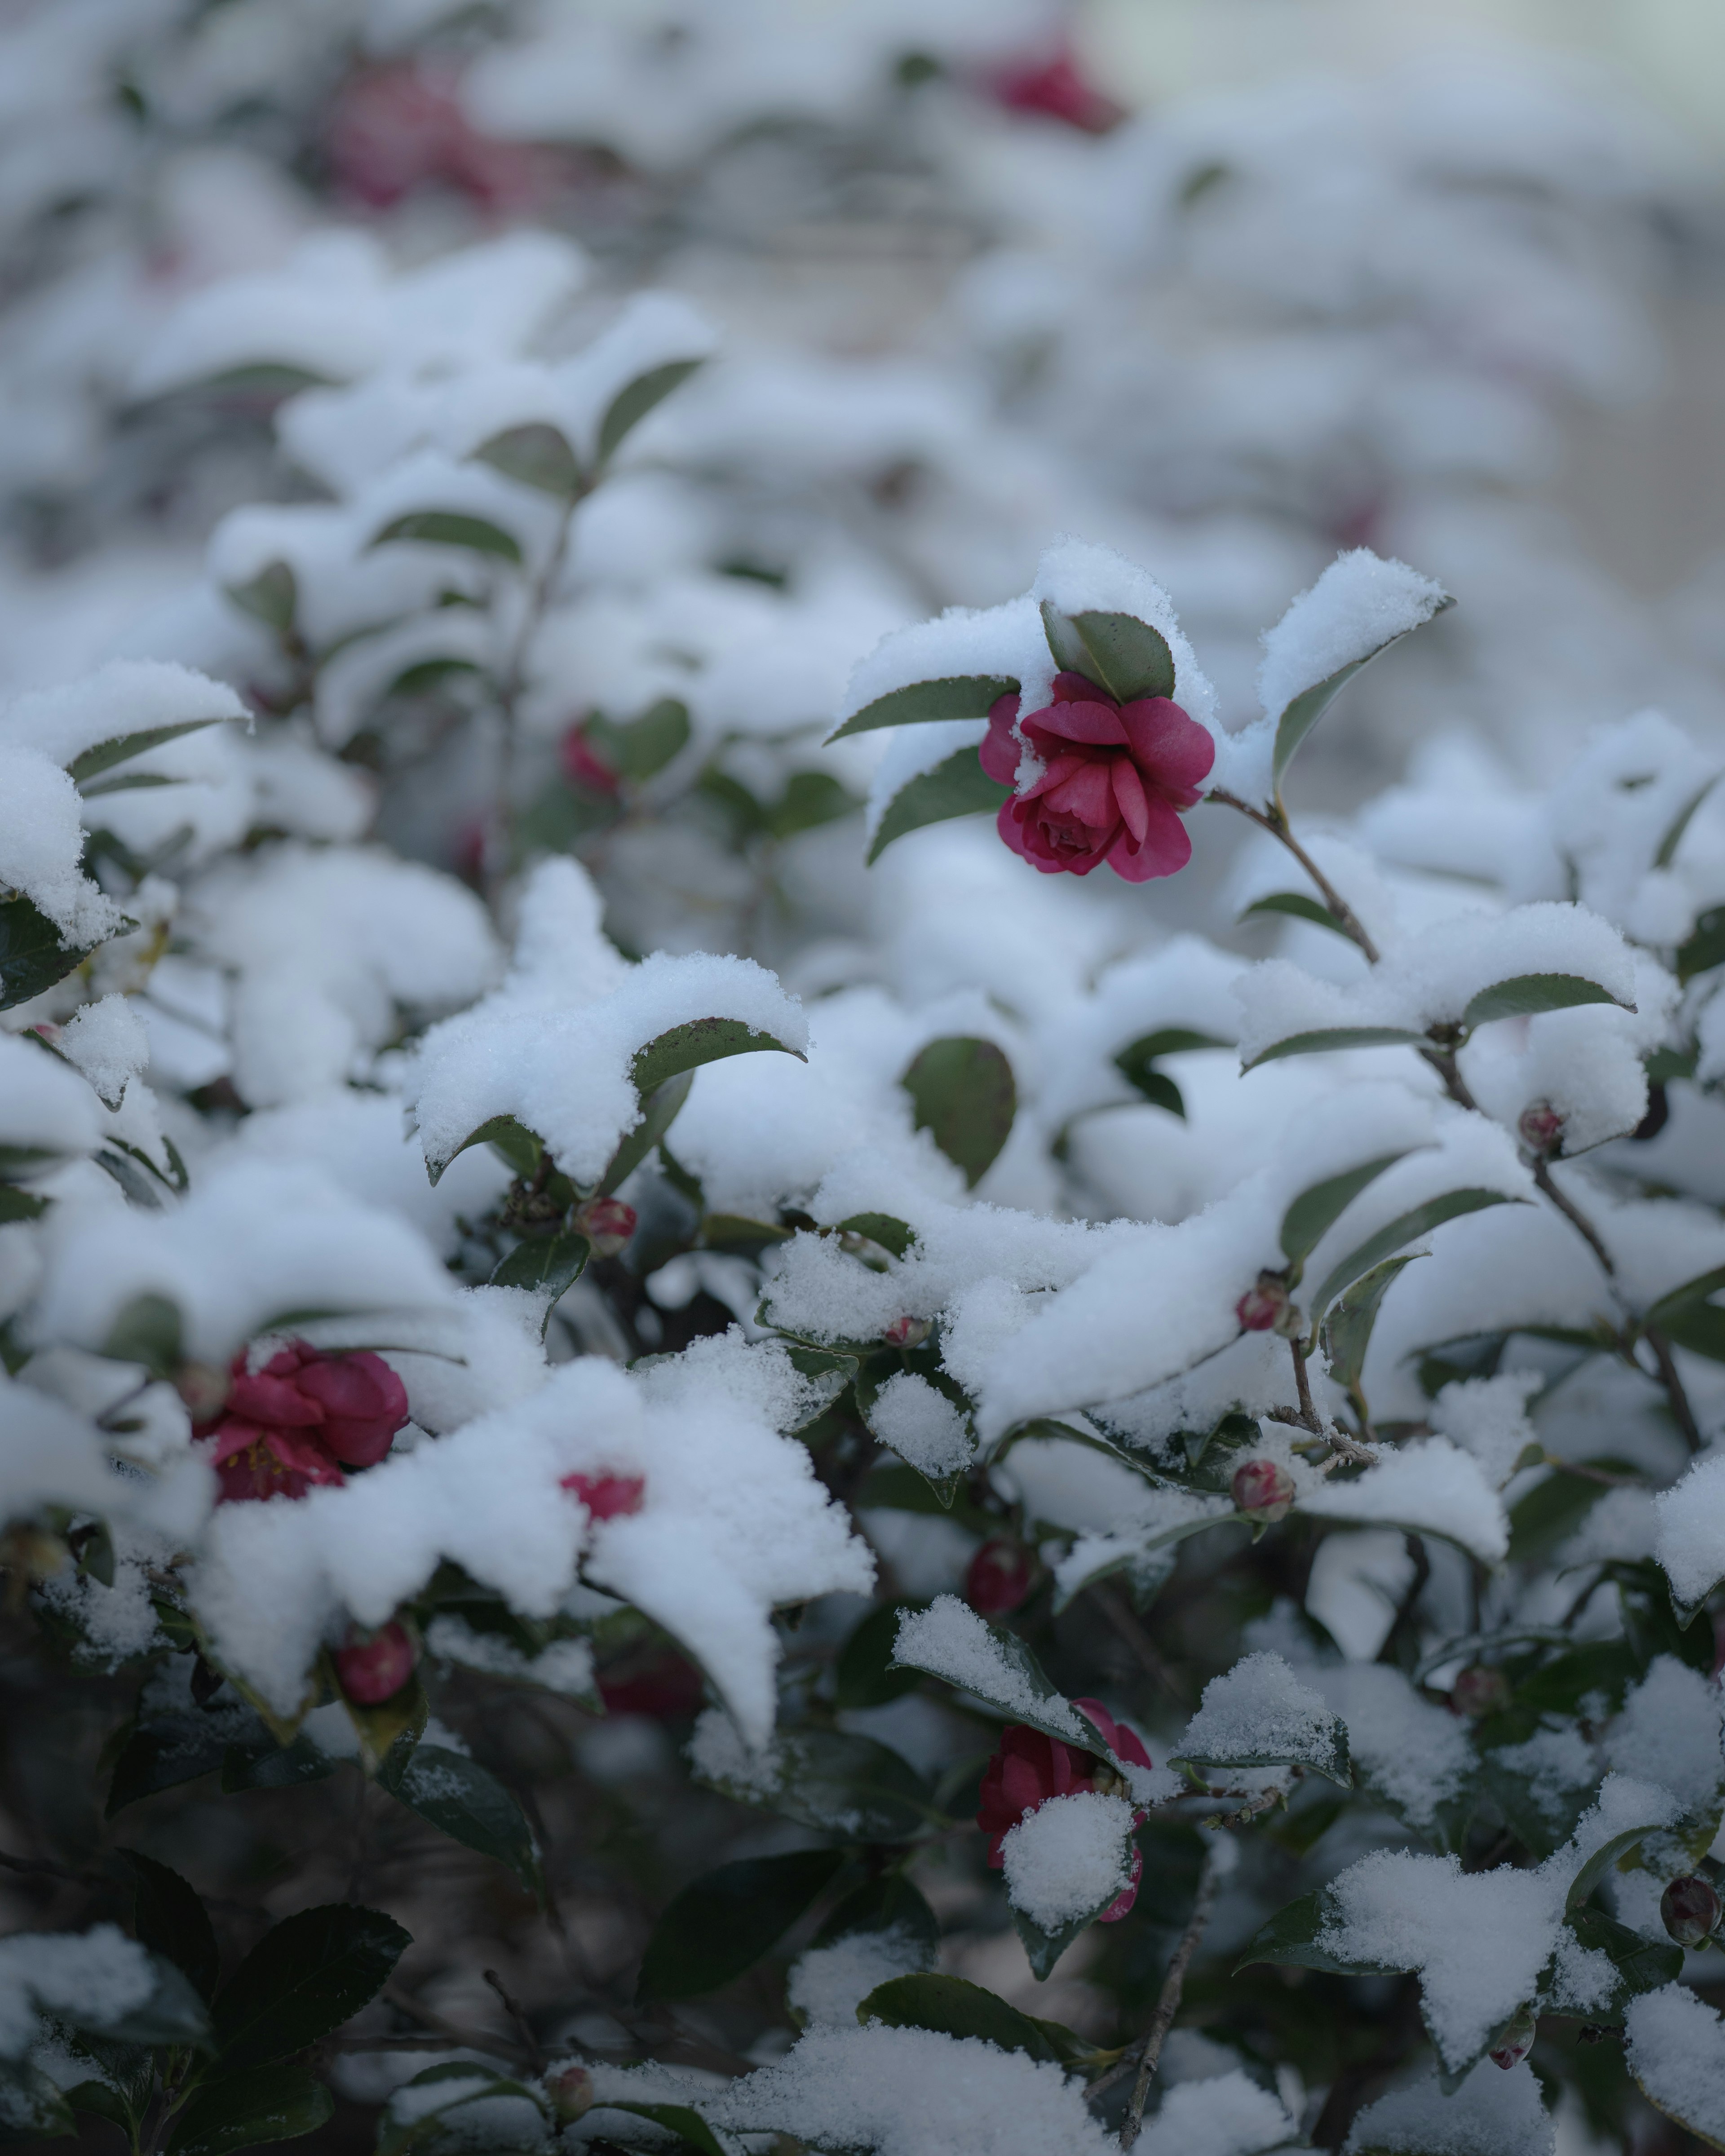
top-left (368, 511), bottom-right (523, 561)
top-left (209, 1904), bottom-right (410, 2072)
top-left (597, 358), bottom-right (706, 463)
top-left (0, 893), bottom-right (96, 1010)
top-left (1039, 602), bottom-right (1176, 702)
top-left (636, 1849), bottom-right (847, 2000)
top-left (1460, 972), bottom-right (1627, 1027)
top-left (899, 1035), bottom-right (1016, 1188)
top-left (827, 675), bottom-right (1019, 741)
top-left (867, 744), bottom-right (1008, 862)
top-left (164, 2065), bottom-right (334, 2156)
top-left (377, 1741), bottom-right (544, 1898)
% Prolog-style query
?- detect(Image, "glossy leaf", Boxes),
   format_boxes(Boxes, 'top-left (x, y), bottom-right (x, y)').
top-left (369, 512), bottom-right (522, 563)
top-left (1567, 1906), bottom-right (1682, 2010)
top-left (220, 1730), bottom-right (335, 1794)
top-left (901, 1035), bottom-right (1016, 1189)
top-left (1112, 1029), bottom-right (1227, 1119)
top-left (835, 1600), bottom-right (927, 1709)
top-left (1279, 1151), bottom-right (1417, 1267)
top-left (473, 421), bottom-right (583, 497)
top-left (1234, 1889), bottom-right (1383, 1976)
top-left (1039, 602), bottom-right (1176, 702)
top-left (867, 744), bottom-right (1008, 863)
top-left (1270, 594), bottom-right (1452, 791)
top-left (595, 1069), bottom-right (693, 1197)
top-left (597, 358), bottom-right (705, 463)
top-left (1645, 1265), bottom-right (1725, 1365)
top-left (691, 1727), bottom-right (937, 1843)
top-left (1460, 973), bottom-right (1625, 1029)
top-left (67, 719), bottom-right (230, 787)
top-left (631, 1016), bottom-right (803, 1100)
top-left (1173, 1707), bottom-right (1350, 1789)
top-left (827, 675), bottom-right (1019, 742)
top-left (426, 1113), bottom-right (541, 1187)
top-left (589, 698), bottom-right (691, 783)
top-left (835, 1213), bottom-right (917, 1261)
top-left (889, 1613), bottom-right (1105, 1761)
top-left (489, 1229), bottom-right (589, 1307)
top-left (107, 1702), bottom-right (227, 1813)
top-left (164, 2065), bottom-right (332, 2156)
top-left (1310, 1189), bottom-right (1525, 1326)
top-left (856, 1974), bottom-right (1087, 2067)
top-left (1239, 890), bottom-right (1351, 938)
top-left (1241, 1025), bottom-right (1428, 1071)
top-left (377, 1743), bottom-right (543, 1898)
top-left (636, 1849), bottom-right (846, 2001)
top-left (210, 1903), bottom-right (411, 2072)
top-left (0, 892), bottom-right (95, 1011)
top-left (117, 1849), bottom-right (220, 2003)
top-left (1322, 1254), bottom-right (1422, 1405)
top-left (602, 2101), bottom-right (732, 2156)
top-left (1654, 772), bottom-right (1720, 869)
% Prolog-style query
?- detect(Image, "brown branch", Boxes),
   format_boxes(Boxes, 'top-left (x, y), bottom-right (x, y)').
top-left (1209, 791), bottom-right (1381, 963)
top-left (1641, 1325), bottom-right (1703, 1453)
top-left (1530, 1158), bottom-right (1614, 1277)
top-left (1114, 1844), bottom-right (1223, 2146)
top-left (484, 1969), bottom-right (545, 2073)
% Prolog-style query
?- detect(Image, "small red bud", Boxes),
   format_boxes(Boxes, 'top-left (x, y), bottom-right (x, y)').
top-left (966, 1538), bottom-right (1035, 1617)
top-left (882, 1315), bottom-right (931, 1349)
top-left (334, 1621), bottom-right (416, 1706)
top-left (1661, 1874), bottom-right (1722, 1948)
top-left (1231, 1458), bottom-right (1295, 1522)
top-left (1235, 1273), bottom-right (1288, 1332)
top-left (573, 1196), bottom-right (637, 1257)
top-left (1488, 2007), bottom-right (1536, 2070)
top-left (560, 724), bottom-right (620, 797)
top-left (562, 1471), bottom-right (646, 1521)
top-left (1449, 1665), bottom-right (1512, 1719)
top-left (1517, 1101), bottom-right (1566, 1157)
top-left (544, 2063), bottom-right (594, 2122)
top-left (175, 1361), bottom-right (230, 1422)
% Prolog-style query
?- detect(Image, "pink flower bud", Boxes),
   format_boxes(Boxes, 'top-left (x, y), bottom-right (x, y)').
top-left (1661, 1874), bottom-right (1721, 1948)
top-left (175, 1361), bottom-right (230, 1422)
top-left (334, 1621), bottom-right (416, 1706)
top-left (882, 1315), bottom-right (931, 1349)
top-left (1235, 1273), bottom-right (1289, 1332)
top-left (966, 1539), bottom-right (1035, 1617)
top-left (573, 1196), bottom-right (637, 1257)
top-left (560, 724), bottom-right (620, 798)
top-left (562, 1471), bottom-right (646, 1521)
top-left (1231, 1459), bottom-right (1295, 1523)
top-left (544, 2064), bottom-right (594, 2123)
top-left (1449, 1666), bottom-right (1512, 1719)
top-left (1517, 1101), bottom-right (1566, 1157)
top-left (1488, 2008), bottom-right (1536, 2070)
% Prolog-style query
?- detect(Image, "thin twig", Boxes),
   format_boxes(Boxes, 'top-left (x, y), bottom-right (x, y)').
top-left (1092, 1586), bottom-right (1184, 1706)
top-left (1289, 1340), bottom-right (1320, 1431)
top-left (1529, 1158), bottom-right (1614, 1277)
top-left (1641, 1326), bottom-right (1703, 1453)
top-left (1209, 791), bottom-right (1380, 963)
top-left (1109, 1844), bottom-right (1221, 2145)
top-left (483, 1969), bottom-right (545, 2073)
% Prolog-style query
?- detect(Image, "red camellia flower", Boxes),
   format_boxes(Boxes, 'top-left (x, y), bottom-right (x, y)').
top-left (327, 62), bottom-right (550, 214)
top-left (986, 43), bottom-right (1126, 134)
top-left (334, 1621), bottom-right (416, 1706)
top-left (978, 1700), bottom-right (1154, 1922)
top-left (562, 1471), bottom-right (646, 1521)
top-left (196, 1343), bottom-right (410, 1503)
top-left (965, 1539), bottom-right (1036, 1618)
top-left (572, 1196), bottom-right (637, 1257)
top-left (980, 674), bottom-right (1214, 882)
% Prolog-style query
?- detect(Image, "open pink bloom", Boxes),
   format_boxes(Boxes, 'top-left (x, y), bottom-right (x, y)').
top-left (981, 673), bottom-right (1214, 883)
top-left (977, 1699), bottom-right (1154, 1923)
top-left (562, 1471), bottom-right (646, 1521)
top-left (196, 1342), bottom-right (409, 1503)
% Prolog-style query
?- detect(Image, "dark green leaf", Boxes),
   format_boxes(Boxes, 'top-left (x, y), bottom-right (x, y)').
top-left (828, 676), bottom-right (1019, 743)
top-left (426, 1113), bottom-right (542, 1187)
top-left (1279, 1151), bottom-right (1417, 1266)
top-left (220, 1732), bottom-right (335, 1794)
top-left (601, 2101), bottom-right (730, 2156)
top-left (1173, 1710), bottom-right (1350, 1789)
top-left (765, 771), bottom-right (859, 842)
top-left (1565, 1823), bottom-right (1668, 1916)
top-left (631, 1016), bottom-right (803, 1100)
top-left (867, 747), bottom-right (1007, 863)
top-left (1654, 772), bottom-right (1719, 869)
top-left (590, 699), bottom-right (691, 784)
top-left (1239, 891), bottom-right (1351, 938)
top-left (164, 2063), bottom-right (332, 2156)
top-left (211, 1904), bottom-right (411, 2072)
top-left (1112, 1029), bottom-right (1227, 1117)
top-left (596, 1070), bottom-right (693, 1198)
top-left (100, 1959), bottom-right (212, 2049)
top-left (67, 720), bottom-right (230, 787)
top-left (1478, 1745), bottom-right (1592, 1860)
top-left (1461, 973), bottom-right (1625, 1029)
top-left (1310, 1189), bottom-right (1525, 1325)
top-left (386, 657), bottom-right (482, 699)
top-left (473, 422), bottom-right (583, 498)
top-left (1676, 904), bottom-right (1725, 986)
top-left (856, 1974), bottom-right (1086, 2067)
top-left (692, 1727), bottom-right (938, 1843)
top-left (835, 1213), bottom-right (917, 1261)
top-left (890, 1613), bottom-right (1103, 1760)
top-left (597, 358), bottom-right (705, 464)
top-left (0, 1143), bottom-right (61, 1181)
top-left (1269, 593), bottom-right (1453, 791)
top-left (1646, 1265), bottom-right (1725, 1365)
top-left (1566, 1906), bottom-right (1682, 2007)
top-left (377, 1745), bottom-right (542, 1899)
top-left (1039, 603), bottom-right (1176, 702)
top-left (489, 1229), bottom-right (590, 1303)
top-left (223, 561), bottom-right (297, 636)
top-left (1235, 1889), bottom-right (1384, 1976)
top-left (0, 2058), bottom-right (75, 2140)
top-left (835, 1601), bottom-right (927, 1709)
top-left (117, 1850), bottom-right (220, 2003)
top-left (97, 1292), bottom-right (185, 1379)
top-left (107, 1706), bottom-right (229, 1814)
top-left (0, 893), bottom-right (94, 1011)
top-left (1322, 1255), bottom-right (1421, 1403)
top-left (636, 1849), bottom-right (846, 2001)
top-left (1012, 1901), bottom-right (1099, 1983)
top-left (63, 2078), bottom-right (135, 2133)
top-left (369, 513), bottom-right (522, 564)
top-left (1241, 1025), bottom-right (1428, 1071)
top-left (901, 1036), bottom-right (1015, 1189)
top-left (814, 1876), bottom-right (940, 1966)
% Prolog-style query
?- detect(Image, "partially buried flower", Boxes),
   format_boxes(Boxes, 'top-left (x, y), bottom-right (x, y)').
top-left (562, 1471), bottom-right (646, 1520)
top-left (197, 1342), bottom-right (409, 1503)
top-left (978, 1701), bottom-right (1153, 1922)
top-left (981, 672), bottom-right (1214, 882)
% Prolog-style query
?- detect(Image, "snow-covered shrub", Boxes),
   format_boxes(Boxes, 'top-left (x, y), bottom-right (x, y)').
top-left (2, 6), bottom-right (1725, 2155)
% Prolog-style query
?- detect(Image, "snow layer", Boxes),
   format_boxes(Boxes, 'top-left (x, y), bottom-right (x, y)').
top-left (0, 1033), bottom-right (104, 1162)
top-left (1300, 1440), bottom-right (1508, 1562)
top-left (0, 1926), bottom-right (156, 2056)
top-left (1314, 1663), bottom-right (1477, 1831)
top-left (1654, 1454), bottom-right (1725, 1608)
top-left (1000, 1790), bottom-right (1138, 1929)
top-left (1601, 1656), bottom-right (1723, 1817)
top-left (892, 1596), bottom-right (1087, 1740)
top-left (1138, 2070), bottom-right (1298, 2156)
top-left (1177, 1652), bottom-right (1337, 1768)
top-left (1428, 1371), bottom-right (1542, 1488)
top-left (1624, 1984), bottom-right (1725, 2146)
top-left (787, 1925), bottom-right (931, 2027)
top-left (1344, 2059), bottom-right (1553, 2156)
top-left (867, 1374), bottom-right (974, 1478)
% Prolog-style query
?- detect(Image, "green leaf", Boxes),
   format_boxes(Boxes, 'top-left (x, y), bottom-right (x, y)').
top-left (1039, 602), bottom-right (1176, 702)
top-left (1173, 1710), bottom-right (1350, 1789)
top-left (692, 1727), bottom-right (938, 1843)
top-left (107, 1705), bottom-right (230, 1814)
top-left (1234, 1889), bottom-right (1383, 1976)
top-left (473, 422), bottom-right (583, 498)
top-left (856, 1973), bottom-right (1087, 2067)
top-left (1322, 1254), bottom-right (1422, 1405)
top-left (1461, 973), bottom-right (1625, 1029)
top-left (867, 745), bottom-right (1007, 863)
top-left (597, 1069), bottom-right (693, 1197)
top-left (890, 1612), bottom-right (1104, 1761)
top-left (97, 1291), bottom-right (185, 1379)
top-left (369, 512), bottom-right (522, 563)
top-left (1565, 1822), bottom-right (1669, 1916)
top-left (1566, 1905), bottom-right (1682, 2008)
top-left (765, 770), bottom-right (859, 842)
top-left (631, 1016), bottom-right (804, 1100)
top-left (377, 1744), bottom-right (542, 1899)
top-left (1654, 771), bottom-right (1719, 869)
top-left (488, 1229), bottom-right (590, 1305)
top-left (814, 1875), bottom-right (940, 1966)
top-left (1310, 1189), bottom-right (1524, 1326)
top-left (224, 561), bottom-right (297, 636)
top-left (164, 2064), bottom-right (332, 2156)
top-left (835, 1213), bottom-right (917, 1261)
top-left (426, 1113), bottom-right (542, 1188)
top-left (1676, 904), bottom-right (1725, 986)
top-left (117, 1849), bottom-right (220, 2003)
top-left (602, 2101), bottom-right (733, 2156)
top-left (1645, 1264), bottom-right (1725, 1365)
top-left (1011, 1901), bottom-right (1101, 1984)
top-left (376, 2067), bottom-right (549, 2156)
top-left (0, 2058), bottom-right (75, 2139)
top-left (66, 719), bottom-right (230, 787)
top-left (1269, 593), bottom-right (1453, 791)
top-left (636, 1849), bottom-right (847, 2001)
top-left (828, 676), bottom-right (1019, 743)
top-left (901, 1036), bottom-right (1016, 1189)
top-left (1239, 891), bottom-right (1351, 938)
top-left (597, 357), bottom-right (705, 464)
top-left (835, 1601), bottom-right (927, 1709)
top-left (1279, 1151), bottom-right (1418, 1267)
top-left (590, 698), bottom-right (691, 784)
top-left (0, 892), bottom-right (95, 1010)
top-left (1112, 1029), bottom-right (1227, 1119)
top-left (211, 1903), bottom-right (411, 2072)
top-left (220, 1731), bottom-right (335, 1794)
top-left (1242, 1025), bottom-right (1429, 1071)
